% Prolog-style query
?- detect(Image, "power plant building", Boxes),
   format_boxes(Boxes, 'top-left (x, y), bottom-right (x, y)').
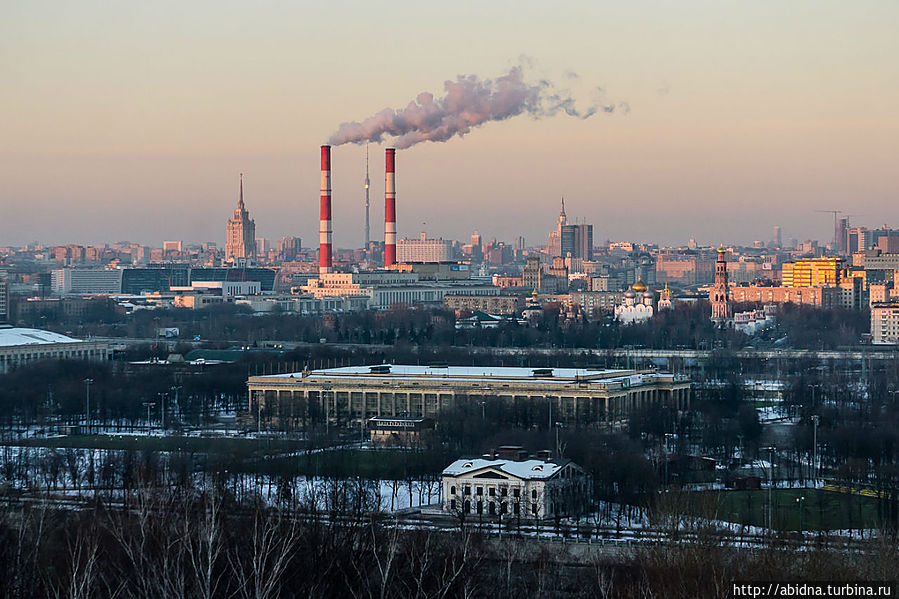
top-left (301, 272), bottom-right (499, 309)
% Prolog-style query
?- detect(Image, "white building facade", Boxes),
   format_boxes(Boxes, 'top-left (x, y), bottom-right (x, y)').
top-left (397, 234), bottom-right (454, 263)
top-left (441, 452), bottom-right (591, 520)
top-left (614, 281), bottom-right (655, 324)
top-left (51, 268), bottom-right (123, 295)
top-left (872, 301), bottom-right (899, 345)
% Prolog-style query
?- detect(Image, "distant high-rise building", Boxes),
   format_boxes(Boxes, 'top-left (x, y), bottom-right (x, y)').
top-left (710, 247), bottom-right (732, 324)
top-left (255, 238), bottom-right (270, 254)
top-left (772, 226), bottom-right (782, 249)
top-left (131, 245), bottom-right (150, 265)
top-left (836, 217), bottom-right (849, 254)
top-left (522, 256), bottom-right (542, 292)
top-left (397, 233), bottom-right (454, 263)
top-left (277, 237), bottom-right (302, 261)
top-left (0, 270), bottom-right (9, 323)
top-left (471, 231), bottom-right (481, 247)
top-left (225, 174), bottom-right (256, 264)
top-left (163, 240), bottom-right (182, 253)
top-left (782, 258), bottom-right (842, 287)
top-left (871, 301), bottom-right (899, 345)
top-left (548, 197), bottom-right (567, 256)
top-left (561, 224), bottom-right (593, 260)
top-left (51, 268), bottom-right (123, 295)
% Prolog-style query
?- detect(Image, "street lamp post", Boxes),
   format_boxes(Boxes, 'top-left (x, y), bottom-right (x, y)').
top-left (811, 415), bottom-right (820, 483)
top-left (556, 422), bottom-right (562, 458)
top-left (761, 446), bottom-right (775, 531)
top-left (171, 385), bottom-right (182, 425)
top-left (142, 402), bottom-right (156, 432)
top-left (322, 384), bottom-right (332, 438)
top-left (83, 378), bottom-right (93, 434)
top-left (796, 495), bottom-right (806, 534)
top-left (664, 433), bottom-right (675, 487)
top-left (158, 392), bottom-right (167, 432)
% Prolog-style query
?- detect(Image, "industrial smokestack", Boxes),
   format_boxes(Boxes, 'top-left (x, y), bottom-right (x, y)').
top-left (320, 145), bottom-right (333, 275)
top-left (384, 148), bottom-right (396, 267)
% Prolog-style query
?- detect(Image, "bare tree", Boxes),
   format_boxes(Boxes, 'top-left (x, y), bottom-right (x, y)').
top-left (185, 491), bottom-right (226, 599)
top-left (48, 521), bottom-right (112, 599)
top-left (228, 507), bottom-right (298, 599)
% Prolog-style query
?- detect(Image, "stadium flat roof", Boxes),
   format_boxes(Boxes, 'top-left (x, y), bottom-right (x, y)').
top-left (0, 326), bottom-right (82, 347)
top-left (252, 364), bottom-right (678, 389)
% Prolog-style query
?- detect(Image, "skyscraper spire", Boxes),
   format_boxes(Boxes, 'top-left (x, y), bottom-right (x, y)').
top-left (364, 143), bottom-right (370, 250)
top-left (558, 196), bottom-right (568, 229)
top-left (226, 172), bottom-right (256, 264)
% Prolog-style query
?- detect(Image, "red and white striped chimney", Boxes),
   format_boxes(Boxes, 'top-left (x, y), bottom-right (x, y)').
top-left (384, 148), bottom-right (397, 267)
top-left (319, 145), bottom-right (333, 274)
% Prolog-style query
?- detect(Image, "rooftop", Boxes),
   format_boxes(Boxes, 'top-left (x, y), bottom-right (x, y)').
top-left (252, 364), bottom-right (686, 389)
top-left (442, 457), bottom-right (571, 480)
top-left (0, 326), bottom-right (83, 347)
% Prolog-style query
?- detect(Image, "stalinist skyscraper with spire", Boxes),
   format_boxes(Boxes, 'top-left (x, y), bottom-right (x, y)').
top-left (548, 197), bottom-right (567, 257)
top-left (225, 174), bottom-right (256, 264)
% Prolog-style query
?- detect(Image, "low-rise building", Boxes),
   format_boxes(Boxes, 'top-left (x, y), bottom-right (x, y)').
top-left (444, 294), bottom-right (524, 315)
top-left (730, 285), bottom-right (842, 308)
top-left (302, 272), bottom-right (499, 309)
top-left (0, 325), bottom-right (111, 374)
top-left (247, 364), bottom-right (690, 431)
top-left (441, 448), bottom-right (591, 520)
top-left (368, 417), bottom-right (434, 447)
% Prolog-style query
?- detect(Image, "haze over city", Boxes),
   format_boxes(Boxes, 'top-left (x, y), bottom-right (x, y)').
top-left (3, 1), bottom-right (897, 247)
top-left (6, 3), bottom-right (899, 596)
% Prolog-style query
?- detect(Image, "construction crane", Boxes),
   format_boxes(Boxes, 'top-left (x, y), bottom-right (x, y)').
top-left (814, 209), bottom-right (843, 251)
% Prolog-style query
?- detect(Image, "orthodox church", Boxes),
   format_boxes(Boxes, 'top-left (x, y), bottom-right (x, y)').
top-left (614, 280), bottom-right (656, 324)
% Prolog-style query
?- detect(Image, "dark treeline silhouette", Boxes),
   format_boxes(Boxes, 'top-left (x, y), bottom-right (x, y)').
top-left (783, 359), bottom-right (899, 521)
top-left (52, 300), bottom-right (871, 351)
top-left (1, 482), bottom-right (896, 599)
top-left (0, 359), bottom-right (247, 430)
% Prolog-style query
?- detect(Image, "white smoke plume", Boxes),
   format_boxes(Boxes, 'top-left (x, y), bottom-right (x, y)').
top-left (328, 65), bottom-right (622, 149)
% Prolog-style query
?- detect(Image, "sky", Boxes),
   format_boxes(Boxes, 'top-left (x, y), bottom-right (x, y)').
top-left (2, 1), bottom-right (898, 249)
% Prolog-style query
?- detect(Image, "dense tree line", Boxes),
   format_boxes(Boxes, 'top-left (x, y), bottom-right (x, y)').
top-left (784, 361), bottom-right (899, 496)
top-left (0, 360), bottom-right (247, 430)
top-left (0, 483), bottom-right (895, 599)
top-left (60, 300), bottom-right (874, 351)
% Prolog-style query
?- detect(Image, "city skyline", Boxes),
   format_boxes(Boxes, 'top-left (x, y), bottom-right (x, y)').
top-left (3, 1), bottom-right (898, 247)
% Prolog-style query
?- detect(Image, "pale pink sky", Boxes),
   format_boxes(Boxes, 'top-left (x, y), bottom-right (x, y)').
top-left (2, 1), bottom-right (898, 248)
